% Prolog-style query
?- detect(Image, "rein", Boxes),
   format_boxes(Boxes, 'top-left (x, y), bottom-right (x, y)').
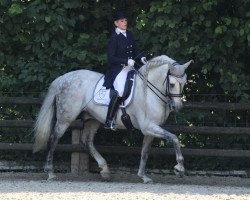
top-left (137, 70), bottom-right (169, 104)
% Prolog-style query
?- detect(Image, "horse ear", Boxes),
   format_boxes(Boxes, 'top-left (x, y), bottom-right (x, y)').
top-left (169, 60), bottom-right (193, 76)
top-left (183, 60), bottom-right (194, 70)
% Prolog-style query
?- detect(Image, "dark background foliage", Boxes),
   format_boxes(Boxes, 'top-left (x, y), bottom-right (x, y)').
top-left (1, 0), bottom-right (249, 98)
top-left (0, 0), bottom-right (249, 171)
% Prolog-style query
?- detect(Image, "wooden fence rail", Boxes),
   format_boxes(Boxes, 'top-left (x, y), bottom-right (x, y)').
top-left (1, 120), bottom-right (250, 135)
top-left (0, 97), bottom-right (250, 174)
top-left (1, 97), bottom-right (250, 110)
top-left (0, 143), bottom-right (249, 157)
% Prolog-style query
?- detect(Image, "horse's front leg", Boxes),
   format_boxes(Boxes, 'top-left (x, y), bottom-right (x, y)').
top-left (138, 135), bottom-right (154, 183)
top-left (142, 123), bottom-right (185, 177)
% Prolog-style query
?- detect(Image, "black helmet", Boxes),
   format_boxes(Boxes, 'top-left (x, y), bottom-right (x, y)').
top-left (113, 11), bottom-right (128, 21)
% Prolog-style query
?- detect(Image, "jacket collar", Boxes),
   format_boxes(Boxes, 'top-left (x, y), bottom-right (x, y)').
top-left (115, 27), bottom-right (126, 36)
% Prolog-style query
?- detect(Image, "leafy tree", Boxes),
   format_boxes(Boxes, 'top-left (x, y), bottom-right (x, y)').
top-left (135, 0), bottom-right (249, 102)
top-left (1, 0), bottom-right (249, 100)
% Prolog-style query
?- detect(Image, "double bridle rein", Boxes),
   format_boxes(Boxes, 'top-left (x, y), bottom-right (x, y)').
top-left (137, 70), bottom-right (185, 105)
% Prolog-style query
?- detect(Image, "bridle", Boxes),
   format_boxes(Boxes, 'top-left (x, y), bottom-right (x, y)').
top-left (164, 71), bottom-right (186, 98)
top-left (137, 70), bottom-right (186, 105)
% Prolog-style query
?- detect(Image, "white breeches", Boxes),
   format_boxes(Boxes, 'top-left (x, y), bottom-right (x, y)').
top-left (113, 66), bottom-right (133, 97)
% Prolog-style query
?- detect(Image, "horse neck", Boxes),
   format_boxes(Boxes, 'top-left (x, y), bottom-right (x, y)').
top-left (140, 63), bottom-right (169, 92)
top-left (136, 64), bottom-right (170, 123)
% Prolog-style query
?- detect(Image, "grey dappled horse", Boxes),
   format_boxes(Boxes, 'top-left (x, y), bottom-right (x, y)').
top-left (33, 55), bottom-right (192, 183)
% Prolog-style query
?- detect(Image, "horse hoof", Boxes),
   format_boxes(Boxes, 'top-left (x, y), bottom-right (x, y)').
top-left (100, 171), bottom-right (111, 181)
top-left (174, 164), bottom-right (185, 177)
top-left (143, 177), bottom-right (153, 184)
top-left (138, 173), bottom-right (153, 184)
top-left (174, 169), bottom-right (185, 177)
top-left (47, 173), bottom-right (56, 181)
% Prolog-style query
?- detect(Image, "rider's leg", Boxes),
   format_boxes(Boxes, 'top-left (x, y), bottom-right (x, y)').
top-left (104, 90), bottom-right (120, 130)
top-left (113, 66), bottom-right (133, 97)
top-left (104, 66), bottom-right (132, 130)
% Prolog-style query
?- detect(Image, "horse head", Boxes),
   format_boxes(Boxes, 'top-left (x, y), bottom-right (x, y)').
top-left (141, 56), bottom-right (193, 112)
top-left (168, 60), bottom-right (193, 111)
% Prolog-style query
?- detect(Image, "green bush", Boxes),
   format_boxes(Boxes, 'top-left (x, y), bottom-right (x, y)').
top-left (1, 0), bottom-right (249, 99)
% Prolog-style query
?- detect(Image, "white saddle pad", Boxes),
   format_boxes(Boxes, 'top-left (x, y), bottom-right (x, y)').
top-left (93, 75), bottom-right (136, 107)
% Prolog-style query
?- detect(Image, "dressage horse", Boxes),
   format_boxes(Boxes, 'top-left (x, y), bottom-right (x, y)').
top-left (33, 55), bottom-right (192, 183)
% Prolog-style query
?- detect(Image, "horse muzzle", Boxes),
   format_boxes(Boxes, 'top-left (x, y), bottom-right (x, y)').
top-left (170, 100), bottom-right (183, 112)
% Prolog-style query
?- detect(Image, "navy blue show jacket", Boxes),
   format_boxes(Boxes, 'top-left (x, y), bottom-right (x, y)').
top-left (103, 29), bottom-right (145, 89)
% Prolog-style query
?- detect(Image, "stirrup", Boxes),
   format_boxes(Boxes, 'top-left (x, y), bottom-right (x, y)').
top-left (104, 120), bottom-right (117, 131)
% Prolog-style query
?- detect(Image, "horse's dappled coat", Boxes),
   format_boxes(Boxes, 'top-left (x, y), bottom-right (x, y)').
top-left (33, 55), bottom-right (192, 183)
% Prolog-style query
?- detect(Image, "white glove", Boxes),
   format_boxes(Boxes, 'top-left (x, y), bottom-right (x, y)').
top-left (141, 57), bottom-right (147, 65)
top-left (128, 59), bottom-right (135, 67)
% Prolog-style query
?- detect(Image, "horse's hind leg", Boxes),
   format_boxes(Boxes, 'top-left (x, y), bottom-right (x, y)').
top-left (45, 121), bottom-right (70, 180)
top-left (80, 120), bottom-right (110, 180)
top-left (138, 135), bottom-right (154, 183)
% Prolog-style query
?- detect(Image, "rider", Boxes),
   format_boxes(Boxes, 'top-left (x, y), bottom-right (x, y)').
top-left (103, 11), bottom-right (185, 130)
top-left (103, 11), bottom-right (147, 130)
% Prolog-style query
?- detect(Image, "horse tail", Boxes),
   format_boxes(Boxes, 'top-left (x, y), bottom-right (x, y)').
top-left (33, 81), bottom-right (58, 153)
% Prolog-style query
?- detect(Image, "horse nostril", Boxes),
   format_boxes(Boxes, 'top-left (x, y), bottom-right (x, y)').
top-left (169, 100), bottom-right (175, 110)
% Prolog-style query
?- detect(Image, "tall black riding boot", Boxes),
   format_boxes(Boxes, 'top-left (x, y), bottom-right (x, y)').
top-left (104, 91), bottom-right (120, 130)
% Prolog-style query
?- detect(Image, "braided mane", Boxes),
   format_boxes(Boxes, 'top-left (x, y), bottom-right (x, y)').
top-left (139, 55), bottom-right (171, 117)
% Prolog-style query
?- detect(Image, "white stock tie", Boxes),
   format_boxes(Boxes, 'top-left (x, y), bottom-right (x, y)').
top-left (122, 31), bottom-right (126, 37)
